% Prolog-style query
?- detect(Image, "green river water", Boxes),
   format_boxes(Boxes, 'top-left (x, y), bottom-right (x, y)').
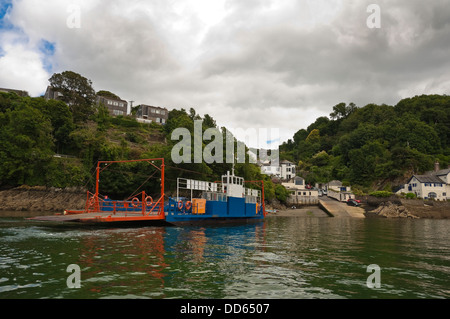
top-left (0, 212), bottom-right (449, 299)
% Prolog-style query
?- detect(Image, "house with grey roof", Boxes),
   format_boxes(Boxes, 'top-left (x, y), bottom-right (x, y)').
top-left (326, 180), bottom-right (355, 202)
top-left (397, 162), bottom-right (449, 200)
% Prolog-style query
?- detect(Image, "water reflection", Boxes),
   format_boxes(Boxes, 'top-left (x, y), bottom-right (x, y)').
top-left (0, 216), bottom-right (449, 299)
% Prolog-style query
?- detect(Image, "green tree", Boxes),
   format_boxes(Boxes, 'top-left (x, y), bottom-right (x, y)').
top-left (48, 70), bottom-right (96, 122)
top-left (330, 102), bottom-right (357, 120)
top-left (0, 101), bottom-right (54, 185)
top-left (40, 99), bottom-right (75, 153)
top-left (305, 129), bottom-right (320, 143)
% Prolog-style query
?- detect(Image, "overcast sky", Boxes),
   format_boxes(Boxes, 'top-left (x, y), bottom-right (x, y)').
top-left (1, 0), bottom-right (449, 147)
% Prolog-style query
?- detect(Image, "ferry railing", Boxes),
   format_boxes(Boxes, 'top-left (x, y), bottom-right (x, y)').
top-left (84, 191), bottom-right (164, 217)
top-left (176, 177), bottom-right (223, 201)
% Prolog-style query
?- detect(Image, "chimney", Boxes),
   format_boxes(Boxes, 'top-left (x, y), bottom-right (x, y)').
top-left (434, 161), bottom-right (440, 172)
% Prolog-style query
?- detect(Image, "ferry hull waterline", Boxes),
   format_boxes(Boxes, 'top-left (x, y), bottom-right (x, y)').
top-left (30, 158), bottom-right (266, 226)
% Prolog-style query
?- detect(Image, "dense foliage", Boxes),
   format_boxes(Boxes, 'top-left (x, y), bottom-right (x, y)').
top-left (2, 70), bottom-right (448, 202)
top-left (0, 88), bottom-right (277, 202)
top-left (280, 95), bottom-right (450, 192)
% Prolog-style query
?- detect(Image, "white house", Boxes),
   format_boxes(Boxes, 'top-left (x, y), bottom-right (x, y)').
top-left (260, 160), bottom-right (296, 180)
top-left (398, 174), bottom-right (448, 200)
top-left (396, 163), bottom-right (450, 200)
top-left (260, 163), bottom-right (280, 176)
top-left (282, 176), bottom-right (318, 205)
top-left (326, 180), bottom-right (355, 202)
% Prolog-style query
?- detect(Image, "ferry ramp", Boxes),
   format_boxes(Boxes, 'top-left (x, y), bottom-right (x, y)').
top-left (319, 197), bottom-right (365, 218)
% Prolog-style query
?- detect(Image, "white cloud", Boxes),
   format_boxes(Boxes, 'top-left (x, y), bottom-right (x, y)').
top-left (0, 34), bottom-right (49, 96)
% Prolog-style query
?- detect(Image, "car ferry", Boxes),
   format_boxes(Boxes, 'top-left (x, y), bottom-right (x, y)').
top-left (30, 158), bottom-right (266, 226)
top-left (166, 169), bottom-right (265, 225)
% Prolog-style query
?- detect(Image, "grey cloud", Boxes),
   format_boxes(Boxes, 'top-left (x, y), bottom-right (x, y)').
top-left (3, 0), bottom-right (450, 142)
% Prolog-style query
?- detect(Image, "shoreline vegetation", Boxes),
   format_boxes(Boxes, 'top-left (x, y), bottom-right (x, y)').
top-left (1, 186), bottom-right (448, 219)
top-left (1, 73), bottom-right (449, 215)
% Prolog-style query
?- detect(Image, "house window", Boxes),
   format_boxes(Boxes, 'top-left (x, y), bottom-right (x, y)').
top-left (443, 193), bottom-right (447, 197)
top-left (113, 110), bottom-right (123, 116)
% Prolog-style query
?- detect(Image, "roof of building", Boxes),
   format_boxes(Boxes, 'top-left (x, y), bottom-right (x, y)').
top-left (328, 180), bottom-right (343, 186)
top-left (139, 104), bottom-right (168, 111)
top-left (97, 95), bottom-right (128, 103)
top-left (0, 87), bottom-right (29, 97)
top-left (409, 175), bottom-right (445, 184)
top-left (434, 168), bottom-right (450, 176)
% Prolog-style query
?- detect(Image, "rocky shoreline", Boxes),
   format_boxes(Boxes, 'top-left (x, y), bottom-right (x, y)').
top-left (0, 186), bottom-right (87, 213)
top-left (361, 196), bottom-right (450, 219)
top-left (366, 201), bottom-right (419, 219)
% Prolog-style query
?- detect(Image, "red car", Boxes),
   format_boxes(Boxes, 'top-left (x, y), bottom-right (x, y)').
top-left (347, 199), bottom-right (360, 206)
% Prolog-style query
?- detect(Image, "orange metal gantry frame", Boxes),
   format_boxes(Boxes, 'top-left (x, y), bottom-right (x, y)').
top-left (74, 158), bottom-right (166, 223)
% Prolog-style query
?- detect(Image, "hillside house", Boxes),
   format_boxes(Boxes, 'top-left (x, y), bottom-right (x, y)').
top-left (45, 86), bottom-right (129, 117)
top-left (261, 160), bottom-right (296, 180)
top-left (96, 96), bottom-right (128, 116)
top-left (135, 105), bottom-right (168, 125)
top-left (44, 86), bottom-right (63, 101)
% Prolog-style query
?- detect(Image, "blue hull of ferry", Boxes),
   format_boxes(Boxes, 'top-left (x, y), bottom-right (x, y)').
top-left (164, 197), bottom-right (264, 225)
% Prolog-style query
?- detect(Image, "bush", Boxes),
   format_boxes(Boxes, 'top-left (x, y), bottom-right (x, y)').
top-left (369, 190), bottom-right (393, 198)
top-left (274, 184), bottom-right (290, 204)
top-left (111, 115), bottom-right (140, 128)
top-left (351, 185), bottom-right (366, 196)
top-left (405, 192), bottom-right (417, 199)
